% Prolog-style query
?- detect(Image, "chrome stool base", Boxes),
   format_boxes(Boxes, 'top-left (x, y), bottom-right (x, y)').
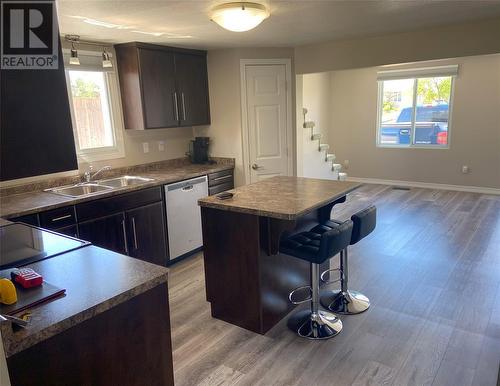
top-left (320, 290), bottom-right (370, 314)
top-left (287, 309), bottom-right (343, 340)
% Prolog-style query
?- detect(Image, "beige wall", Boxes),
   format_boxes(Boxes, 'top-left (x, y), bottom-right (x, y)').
top-left (295, 17), bottom-right (500, 74)
top-left (79, 126), bottom-right (192, 172)
top-left (196, 47), bottom-right (295, 186)
top-left (303, 72), bottom-right (331, 143)
top-left (327, 54), bottom-right (500, 189)
top-left (301, 72), bottom-right (336, 179)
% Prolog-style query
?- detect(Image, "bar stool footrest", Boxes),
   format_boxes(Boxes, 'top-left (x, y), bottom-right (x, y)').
top-left (288, 285), bottom-right (312, 305)
top-left (320, 267), bottom-right (342, 284)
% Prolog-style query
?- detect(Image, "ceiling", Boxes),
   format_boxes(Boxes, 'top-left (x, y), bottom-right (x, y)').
top-left (57, 1), bottom-right (500, 49)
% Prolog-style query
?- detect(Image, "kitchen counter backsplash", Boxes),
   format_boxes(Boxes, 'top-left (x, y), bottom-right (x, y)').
top-left (0, 157), bottom-right (233, 197)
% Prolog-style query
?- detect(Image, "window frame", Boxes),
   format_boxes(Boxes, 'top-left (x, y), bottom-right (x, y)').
top-left (376, 67), bottom-right (456, 150)
top-left (64, 50), bottom-right (125, 162)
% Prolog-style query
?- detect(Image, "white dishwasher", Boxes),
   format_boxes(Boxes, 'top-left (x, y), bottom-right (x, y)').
top-left (164, 175), bottom-right (208, 262)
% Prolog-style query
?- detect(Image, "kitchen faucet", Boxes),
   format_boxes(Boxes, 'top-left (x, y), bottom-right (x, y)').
top-left (83, 165), bottom-right (112, 183)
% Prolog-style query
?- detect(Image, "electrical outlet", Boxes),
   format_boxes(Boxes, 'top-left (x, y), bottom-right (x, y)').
top-left (344, 159), bottom-right (350, 169)
top-left (142, 142), bottom-right (149, 153)
top-left (158, 141), bottom-right (165, 152)
top-left (462, 165), bottom-right (470, 174)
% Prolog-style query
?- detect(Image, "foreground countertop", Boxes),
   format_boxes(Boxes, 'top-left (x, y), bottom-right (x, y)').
top-left (198, 176), bottom-right (361, 220)
top-left (0, 159), bottom-right (234, 219)
top-left (0, 245), bottom-right (169, 357)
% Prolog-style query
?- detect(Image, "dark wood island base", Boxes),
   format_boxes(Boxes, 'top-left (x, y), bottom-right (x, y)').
top-left (199, 177), bottom-right (361, 334)
top-left (202, 206), bottom-right (331, 334)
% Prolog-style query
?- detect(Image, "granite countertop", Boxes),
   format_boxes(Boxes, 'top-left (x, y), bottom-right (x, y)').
top-left (198, 176), bottom-right (361, 220)
top-left (0, 245), bottom-right (169, 357)
top-left (0, 159), bottom-right (234, 219)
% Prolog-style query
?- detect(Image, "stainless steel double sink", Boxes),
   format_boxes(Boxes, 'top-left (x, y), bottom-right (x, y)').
top-left (44, 176), bottom-right (155, 198)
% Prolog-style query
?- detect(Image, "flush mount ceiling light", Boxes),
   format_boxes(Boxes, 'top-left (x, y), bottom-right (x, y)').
top-left (210, 2), bottom-right (270, 32)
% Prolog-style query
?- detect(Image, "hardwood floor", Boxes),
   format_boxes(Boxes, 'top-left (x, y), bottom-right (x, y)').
top-left (168, 184), bottom-right (500, 386)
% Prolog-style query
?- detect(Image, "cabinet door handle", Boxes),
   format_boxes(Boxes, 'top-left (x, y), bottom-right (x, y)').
top-left (51, 214), bottom-right (72, 222)
top-left (173, 92), bottom-right (179, 121)
top-left (131, 217), bottom-right (139, 250)
top-left (121, 219), bottom-right (129, 254)
top-left (181, 92), bottom-right (186, 121)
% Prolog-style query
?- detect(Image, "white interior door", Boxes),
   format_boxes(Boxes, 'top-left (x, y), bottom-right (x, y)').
top-left (244, 64), bottom-right (290, 183)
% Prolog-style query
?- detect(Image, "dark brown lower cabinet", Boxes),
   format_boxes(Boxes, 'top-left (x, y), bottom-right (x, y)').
top-left (7, 283), bottom-right (174, 386)
top-left (126, 202), bottom-right (167, 266)
top-left (78, 213), bottom-right (128, 255)
top-left (76, 187), bottom-right (168, 266)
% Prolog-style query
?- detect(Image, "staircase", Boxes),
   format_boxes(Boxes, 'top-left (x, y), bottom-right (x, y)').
top-left (302, 108), bottom-right (347, 181)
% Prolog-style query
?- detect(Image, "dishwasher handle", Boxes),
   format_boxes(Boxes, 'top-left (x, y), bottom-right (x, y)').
top-left (181, 185), bottom-right (194, 192)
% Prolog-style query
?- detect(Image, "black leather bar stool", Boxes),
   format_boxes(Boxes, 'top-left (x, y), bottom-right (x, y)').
top-left (279, 220), bottom-right (353, 340)
top-left (312, 206), bottom-right (376, 315)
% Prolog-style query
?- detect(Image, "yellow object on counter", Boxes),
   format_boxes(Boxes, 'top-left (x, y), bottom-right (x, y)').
top-left (0, 279), bottom-right (17, 305)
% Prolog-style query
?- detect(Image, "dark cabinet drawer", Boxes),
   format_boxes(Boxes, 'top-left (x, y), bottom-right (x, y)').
top-left (209, 182), bottom-right (234, 196)
top-left (208, 169), bottom-right (233, 187)
top-left (39, 206), bottom-right (77, 229)
top-left (77, 187), bottom-right (162, 222)
top-left (10, 213), bottom-right (40, 226)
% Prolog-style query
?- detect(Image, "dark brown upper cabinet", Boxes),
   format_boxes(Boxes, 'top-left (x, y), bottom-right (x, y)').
top-left (0, 39), bottom-right (78, 181)
top-left (115, 42), bottom-right (210, 130)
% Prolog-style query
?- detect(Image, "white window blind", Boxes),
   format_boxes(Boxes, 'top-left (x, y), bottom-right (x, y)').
top-left (377, 65), bottom-right (458, 81)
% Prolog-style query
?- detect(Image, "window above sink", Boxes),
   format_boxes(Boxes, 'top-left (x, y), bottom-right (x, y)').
top-left (63, 48), bottom-right (125, 163)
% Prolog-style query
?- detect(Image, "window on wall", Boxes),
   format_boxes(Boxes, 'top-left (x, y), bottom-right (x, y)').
top-left (377, 65), bottom-right (457, 148)
top-left (64, 50), bottom-right (125, 162)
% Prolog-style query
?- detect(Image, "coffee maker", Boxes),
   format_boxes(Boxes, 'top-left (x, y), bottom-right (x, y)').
top-left (188, 137), bottom-right (212, 164)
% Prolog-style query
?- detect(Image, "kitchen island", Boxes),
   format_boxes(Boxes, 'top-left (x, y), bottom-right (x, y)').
top-left (1, 244), bottom-right (174, 385)
top-left (198, 176), bottom-right (360, 334)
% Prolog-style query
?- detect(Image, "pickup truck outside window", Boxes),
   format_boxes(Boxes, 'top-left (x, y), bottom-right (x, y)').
top-left (377, 75), bottom-right (454, 148)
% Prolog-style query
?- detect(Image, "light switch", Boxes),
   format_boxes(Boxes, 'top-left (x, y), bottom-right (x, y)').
top-left (142, 142), bottom-right (149, 153)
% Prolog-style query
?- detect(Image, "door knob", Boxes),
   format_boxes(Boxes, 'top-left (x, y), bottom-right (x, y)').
top-left (251, 163), bottom-right (262, 170)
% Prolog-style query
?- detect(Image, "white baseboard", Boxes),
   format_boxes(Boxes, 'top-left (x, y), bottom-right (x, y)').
top-left (346, 176), bottom-right (500, 195)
